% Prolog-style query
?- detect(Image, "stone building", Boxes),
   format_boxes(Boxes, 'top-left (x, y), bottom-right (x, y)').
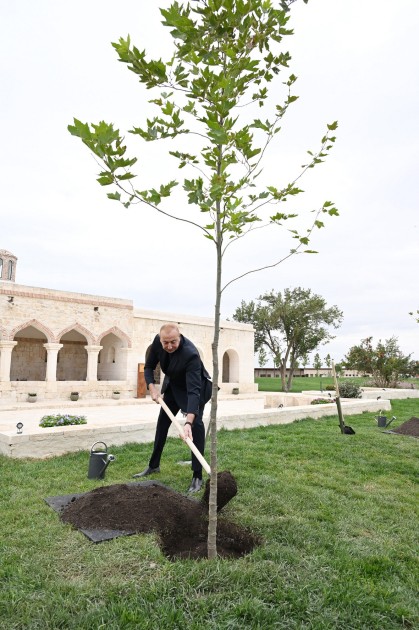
top-left (0, 249), bottom-right (256, 402)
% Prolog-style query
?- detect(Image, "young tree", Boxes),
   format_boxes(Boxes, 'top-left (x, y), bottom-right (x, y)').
top-left (233, 287), bottom-right (342, 390)
top-left (343, 336), bottom-right (415, 387)
top-left (325, 352), bottom-right (332, 374)
top-left (313, 352), bottom-right (322, 376)
top-left (334, 362), bottom-right (343, 377)
top-left (258, 347), bottom-right (268, 368)
top-left (68, 1), bottom-right (338, 558)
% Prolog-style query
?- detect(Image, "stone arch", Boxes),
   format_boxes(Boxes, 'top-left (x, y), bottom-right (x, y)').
top-left (97, 326), bottom-right (131, 348)
top-left (222, 348), bottom-right (240, 383)
top-left (57, 323), bottom-right (95, 345)
top-left (97, 330), bottom-right (127, 381)
top-left (57, 325), bottom-right (91, 381)
top-left (0, 325), bottom-right (7, 341)
top-left (10, 319), bottom-right (54, 343)
top-left (10, 321), bottom-right (51, 381)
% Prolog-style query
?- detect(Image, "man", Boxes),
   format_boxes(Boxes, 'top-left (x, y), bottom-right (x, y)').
top-left (133, 323), bottom-right (212, 493)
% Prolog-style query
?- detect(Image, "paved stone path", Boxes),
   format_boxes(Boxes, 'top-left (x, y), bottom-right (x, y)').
top-left (0, 394), bottom-right (387, 459)
top-left (0, 394), bottom-right (270, 433)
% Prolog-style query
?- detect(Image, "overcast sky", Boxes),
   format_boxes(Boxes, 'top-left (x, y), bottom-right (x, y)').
top-left (1, 0), bottom-right (418, 364)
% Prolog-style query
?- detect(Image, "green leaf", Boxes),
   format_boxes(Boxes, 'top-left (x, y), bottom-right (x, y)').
top-left (107, 192), bottom-right (121, 201)
top-left (148, 190), bottom-right (162, 205)
top-left (67, 118), bottom-right (92, 141)
top-left (97, 173), bottom-right (114, 186)
top-left (207, 127), bottom-right (229, 145)
top-left (159, 180), bottom-right (178, 197)
top-left (327, 121), bottom-right (338, 130)
top-left (117, 172), bottom-right (136, 181)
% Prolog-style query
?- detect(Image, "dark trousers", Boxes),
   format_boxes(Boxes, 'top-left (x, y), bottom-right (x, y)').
top-left (148, 388), bottom-right (206, 478)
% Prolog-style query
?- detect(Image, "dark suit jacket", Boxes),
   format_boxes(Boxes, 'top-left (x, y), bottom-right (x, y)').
top-left (144, 334), bottom-right (211, 415)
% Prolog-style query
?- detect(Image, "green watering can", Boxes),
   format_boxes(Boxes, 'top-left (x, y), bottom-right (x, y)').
top-left (87, 441), bottom-right (115, 479)
top-left (376, 415), bottom-right (396, 429)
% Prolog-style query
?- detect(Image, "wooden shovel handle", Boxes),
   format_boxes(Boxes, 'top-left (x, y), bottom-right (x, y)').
top-left (157, 397), bottom-right (211, 475)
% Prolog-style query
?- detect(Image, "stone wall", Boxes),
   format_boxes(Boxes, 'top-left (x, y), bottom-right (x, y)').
top-left (131, 308), bottom-right (256, 394)
top-left (0, 281), bottom-right (256, 400)
top-left (10, 338), bottom-right (47, 381)
top-left (0, 282), bottom-right (133, 344)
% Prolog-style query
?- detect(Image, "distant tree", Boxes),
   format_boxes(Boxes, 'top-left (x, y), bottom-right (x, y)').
top-left (233, 287), bottom-right (343, 391)
top-left (325, 353), bottom-right (332, 372)
top-left (258, 348), bottom-right (268, 368)
top-left (273, 352), bottom-right (282, 370)
top-left (334, 362), bottom-right (343, 376)
top-left (343, 336), bottom-right (415, 387)
top-left (313, 352), bottom-right (321, 375)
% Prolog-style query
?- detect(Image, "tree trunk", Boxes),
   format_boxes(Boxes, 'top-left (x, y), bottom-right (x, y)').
top-left (280, 363), bottom-right (287, 391)
top-left (207, 203), bottom-right (222, 560)
top-left (286, 361), bottom-right (295, 391)
top-left (286, 350), bottom-right (298, 391)
top-left (281, 345), bottom-right (292, 391)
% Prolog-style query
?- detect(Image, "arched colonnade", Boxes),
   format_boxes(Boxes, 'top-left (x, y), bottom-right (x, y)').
top-left (0, 319), bottom-right (131, 383)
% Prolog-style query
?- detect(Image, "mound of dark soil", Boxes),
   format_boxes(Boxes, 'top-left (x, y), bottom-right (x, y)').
top-left (391, 416), bottom-right (419, 438)
top-left (61, 479), bottom-right (260, 560)
top-left (203, 470), bottom-right (238, 511)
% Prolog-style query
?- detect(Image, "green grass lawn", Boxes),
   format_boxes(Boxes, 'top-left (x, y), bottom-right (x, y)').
top-left (256, 375), bottom-right (419, 393)
top-left (1, 399), bottom-right (418, 629)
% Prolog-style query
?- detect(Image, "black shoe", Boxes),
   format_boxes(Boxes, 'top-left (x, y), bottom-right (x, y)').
top-left (187, 477), bottom-right (203, 493)
top-left (132, 466), bottom-right (160, 478)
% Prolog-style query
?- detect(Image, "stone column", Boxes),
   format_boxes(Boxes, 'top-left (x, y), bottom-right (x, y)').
top-left (43, 343), bottom-right (63, 382)
top-left (0, 341), bottom-right (18, 382)
top-left (85, 345), bottom-right (102, 381)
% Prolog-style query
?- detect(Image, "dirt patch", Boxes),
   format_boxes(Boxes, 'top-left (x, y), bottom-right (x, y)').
top-left (203, 470), bottom-right (238, 511)
top-left (61, 478), bottom-right (260, 560)
top-left (390, 416), bottom-right (419, 438)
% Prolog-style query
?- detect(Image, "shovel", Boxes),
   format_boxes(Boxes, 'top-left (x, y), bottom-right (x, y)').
top-left (157, 396), bottom-right (237, 510)
top-left (158, 397), bottom-right (211, 474)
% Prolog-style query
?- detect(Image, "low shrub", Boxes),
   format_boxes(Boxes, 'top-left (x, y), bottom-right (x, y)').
top-left (39, 414), bottom-right (87, 428)
top-left (325, 384), bottom-right (335, 391)
top-left (310, 398), bottom-right (334, 405)
top-left (338, 381), bottom-right (362, 398)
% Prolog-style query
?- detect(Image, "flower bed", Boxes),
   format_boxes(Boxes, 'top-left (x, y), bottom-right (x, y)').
top-left (310, 398), bottom-right (335, 405)
top-left (39, 414), bottom-right (87, 428)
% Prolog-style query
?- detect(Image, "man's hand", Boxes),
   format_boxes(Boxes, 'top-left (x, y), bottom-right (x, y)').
top-left (182, 414), bottom-right (195, 442)
top-left (149, 384), bottom-right (160, 403)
